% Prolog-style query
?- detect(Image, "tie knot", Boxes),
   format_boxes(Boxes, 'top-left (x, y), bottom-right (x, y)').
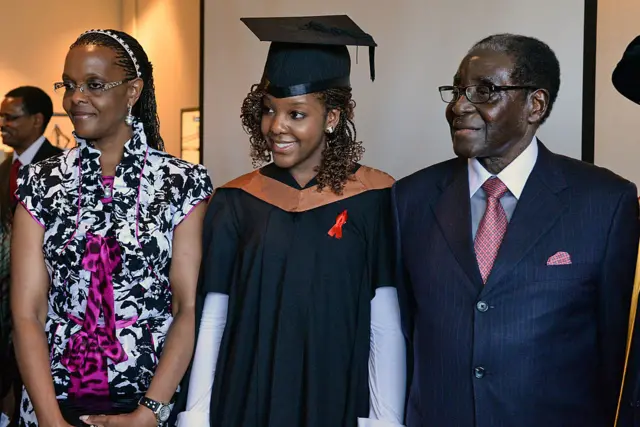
top-left (482, 177), bottom-right (508, 199)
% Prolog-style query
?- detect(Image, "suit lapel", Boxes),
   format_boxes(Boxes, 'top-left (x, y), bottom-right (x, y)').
top-left (32, 139), bottom-right (61, 163)
top-left (0, 158), bottom-right (13, 228)
top-left (0, 158), bottom-right (11, 190)
top-left (434, 159), bottom-right (484, 293)
top-left (483, 143), bottom-right (568, 291)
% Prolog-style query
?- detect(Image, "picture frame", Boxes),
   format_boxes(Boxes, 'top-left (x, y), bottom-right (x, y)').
top-left (46, 112), bottom-right (74, 150)
top-left (180, 107), bottom-right (200, 164)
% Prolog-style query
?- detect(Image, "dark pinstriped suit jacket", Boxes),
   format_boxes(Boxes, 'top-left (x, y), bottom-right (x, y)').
top-left (392, 143), bottom-right (639, 427)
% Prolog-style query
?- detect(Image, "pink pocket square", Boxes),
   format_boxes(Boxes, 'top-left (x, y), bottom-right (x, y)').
top-left (547, 251), bottom-right (572, 265)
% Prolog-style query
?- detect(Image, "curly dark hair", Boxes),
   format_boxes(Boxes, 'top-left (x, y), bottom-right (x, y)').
top-left (70, 30), bottom-right (164, 151)
top-left (241, 84), bottom-right (363, 194)
top-left (471, 33), bottom-right (561, 125)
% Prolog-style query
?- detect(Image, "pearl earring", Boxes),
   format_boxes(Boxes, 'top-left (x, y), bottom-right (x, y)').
top-left (125, 104), bottom-right (134, 126)
top-left (326, 126), bottom-right (333, 134)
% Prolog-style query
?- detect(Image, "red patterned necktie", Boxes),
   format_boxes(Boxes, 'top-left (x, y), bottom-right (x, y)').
top-left (474, 177), bottom-right (509, 283)
top-left (9, 159), bottom-right (22, 205)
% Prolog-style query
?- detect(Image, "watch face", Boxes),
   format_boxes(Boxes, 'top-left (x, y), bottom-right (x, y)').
top-left (158, 405), bottom-right (171, 422)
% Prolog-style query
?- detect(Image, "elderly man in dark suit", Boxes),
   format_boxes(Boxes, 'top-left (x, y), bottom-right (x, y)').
top-left (392, 34), bottom-right (640, 427)
top-left (0, 86), bottom-right (62, 425)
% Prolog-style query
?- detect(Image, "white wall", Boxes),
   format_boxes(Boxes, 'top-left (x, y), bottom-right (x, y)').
top-left (123, 0), bottom-right (201, 157)
top-left (203, 0), bottom-right (586, 186)
top-left (0, 0), bottom-right (122, 155)
top-left (594, 0), bottom-right (640, 185)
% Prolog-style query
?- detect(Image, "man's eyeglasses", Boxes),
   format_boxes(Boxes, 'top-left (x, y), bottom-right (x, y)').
top-left (53, 80), bottom-right (129, 97)
top-left (0, 113), bottom-right (26, 123)
top-left (438, 84), bottom-right (538, 104)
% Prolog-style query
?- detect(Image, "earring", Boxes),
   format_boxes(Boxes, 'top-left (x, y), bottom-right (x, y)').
top-left (125, 104), bottom-right (134, 126)
top-left (325, 126), bottom-right (334, 148)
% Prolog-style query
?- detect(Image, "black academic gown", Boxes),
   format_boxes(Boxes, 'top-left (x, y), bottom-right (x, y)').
top-left (179, 163), bottom-right (395, 427)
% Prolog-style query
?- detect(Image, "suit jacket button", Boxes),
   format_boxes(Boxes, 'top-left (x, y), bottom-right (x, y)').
top-left (474, 367), bottom-right (485, 379)
top-left (476, 301), bottom-right (489, 312)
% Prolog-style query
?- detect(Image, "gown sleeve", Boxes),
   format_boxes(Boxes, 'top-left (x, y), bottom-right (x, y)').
top-left (358, 190), bottom-right (406, 426)
top-left (370, 189), bottom-right (394, 291)
top-left (199, 189), bottom-right (239, 295)
top-left (176, 292), bottom-right (228, 426)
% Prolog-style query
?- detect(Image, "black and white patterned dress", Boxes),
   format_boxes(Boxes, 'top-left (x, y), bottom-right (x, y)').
top-left (15, 122), bottom-right (212, 426)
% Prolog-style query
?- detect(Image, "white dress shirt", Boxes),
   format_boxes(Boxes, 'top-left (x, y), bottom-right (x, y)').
top-left (13, 134), bottom-right (46, 166)
top-left (468, 137), bottom-right (539, 238)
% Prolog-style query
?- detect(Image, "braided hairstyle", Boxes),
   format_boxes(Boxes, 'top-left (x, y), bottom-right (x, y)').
top-left (70, 30), bottom-right (164, 151)
top-left (241, 84), bottom-right (363, 195)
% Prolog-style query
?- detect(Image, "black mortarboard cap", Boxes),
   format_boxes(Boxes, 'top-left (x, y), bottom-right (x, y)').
top-left (613, 35), bottom-right (640, 104)
top-left (241, 15), bottom-right (377, 98)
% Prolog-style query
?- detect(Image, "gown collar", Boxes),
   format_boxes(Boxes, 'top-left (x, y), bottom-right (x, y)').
top-left (260, 162), bottom-right (362, 190)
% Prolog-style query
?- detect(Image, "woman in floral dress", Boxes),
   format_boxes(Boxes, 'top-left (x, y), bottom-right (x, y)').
top-left (10, 29), bottom-right (212, 427)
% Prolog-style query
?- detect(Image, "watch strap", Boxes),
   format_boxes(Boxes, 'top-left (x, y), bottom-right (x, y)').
top-left (139, 396), bottom-right (162, 414)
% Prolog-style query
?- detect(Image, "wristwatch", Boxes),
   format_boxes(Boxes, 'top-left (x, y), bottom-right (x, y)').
top-left (138, 396), bottom-right (171, 426)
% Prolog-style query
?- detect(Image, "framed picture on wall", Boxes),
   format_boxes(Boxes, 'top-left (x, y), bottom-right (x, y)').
top-left (46, 112), bottom-right (75, 150)
top-left (180, 107), bottom-right (200, 164)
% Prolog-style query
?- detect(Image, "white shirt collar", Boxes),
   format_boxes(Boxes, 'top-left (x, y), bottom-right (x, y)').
top-left (13, 135), bottom-right (46, 165)
top-left (468, 136), bottom-right (539, 199)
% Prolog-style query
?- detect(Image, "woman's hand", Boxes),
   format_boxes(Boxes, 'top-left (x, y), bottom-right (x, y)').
top-left (80, 406), bottom-right (157, 427)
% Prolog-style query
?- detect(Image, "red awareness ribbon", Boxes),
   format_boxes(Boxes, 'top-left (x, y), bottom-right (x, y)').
top-left (328, 210), bottom-right (348, 239)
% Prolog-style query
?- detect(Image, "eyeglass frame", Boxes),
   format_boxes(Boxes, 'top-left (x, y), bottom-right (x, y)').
top-left (0, 113), bottom-right (28, 123)
top-left (438, 84), bottom-right (539, 104)
top-left (52, 79), bottom-right (131, 97)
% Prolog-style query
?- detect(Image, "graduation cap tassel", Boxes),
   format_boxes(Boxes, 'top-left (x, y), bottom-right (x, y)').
top-left (369, 46), bottom-right (375, 81)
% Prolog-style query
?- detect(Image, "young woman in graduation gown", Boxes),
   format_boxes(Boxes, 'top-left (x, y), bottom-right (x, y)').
top-left (176, 15), bottom-right (406, 427)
